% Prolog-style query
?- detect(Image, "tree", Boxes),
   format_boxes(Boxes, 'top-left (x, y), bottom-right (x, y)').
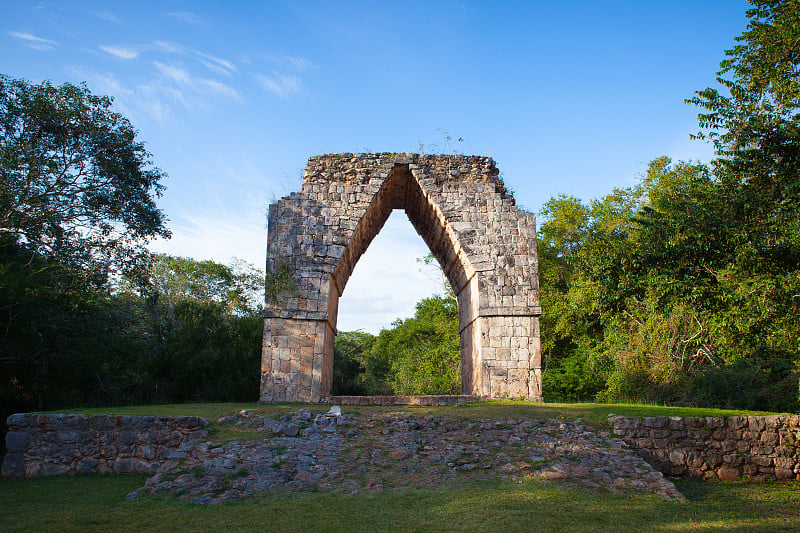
top-left (139, 254), bottom-right (264, 317)
top-left (331, 330), bottom-right (374, 395)
top-left (373, 296), bottom-right (461, 395)
top-left (117, 255), bottom-right (265, 402)
top-left (0, 74), bottom-right (169, 280)
top-left (687, 0), bottom-right (800, 273)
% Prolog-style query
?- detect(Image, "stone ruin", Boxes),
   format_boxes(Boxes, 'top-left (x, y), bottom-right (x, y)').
top-left (260, 153), bottom-right (542, 403)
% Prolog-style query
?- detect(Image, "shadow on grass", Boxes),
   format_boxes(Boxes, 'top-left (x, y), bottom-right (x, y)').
top-left (2, 475), bottom-right (799, 532)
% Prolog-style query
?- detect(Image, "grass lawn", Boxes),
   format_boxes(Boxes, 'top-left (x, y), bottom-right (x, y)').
top-left (3, 401), bottom-right (795, 531)
top-left (1, 473), bottom-right (799, 532)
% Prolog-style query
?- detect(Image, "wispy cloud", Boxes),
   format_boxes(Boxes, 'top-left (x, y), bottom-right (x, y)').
top-left (152, 40), bottom-right (236, 76)
top-left (153, 61), bottom-right (242, 102)
top-left (262, 53), bottom-right (316, 71)
top-left (196, 51), bottom-right (237, 76)
top-left (153, 61), bottom-right (192, 85)
top-left (166, 11), bottom-right (203, 25)
top-left (99, 45), bottom-right (139, 59)
top-left (8, 31), bottom-right (57, 50)
top-left (83, 71), bottom-right (135, 100)
top-left (256, 72), bottom-right (303, 100)
top-left (95, 10), bottom-right (121, 24)
top-left (148, 208), bottom-right (267, 270)
top-left (198, 78), bottom-right (241, 100)
top-left (284, 56), bottom-right (315, 71)
top-left (68, 68), bottom-right (158, 123)
top-left (153, 40), bottom-right (187, 53)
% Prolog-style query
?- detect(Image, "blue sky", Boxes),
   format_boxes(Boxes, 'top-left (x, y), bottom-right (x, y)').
top-left (3, 0), bottom-right (750, 332)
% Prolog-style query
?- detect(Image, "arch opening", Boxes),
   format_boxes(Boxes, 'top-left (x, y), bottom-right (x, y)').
top-left (324, 165), bottom-right (480, 396)
top-left (331, 209), bottom-right (460, 396)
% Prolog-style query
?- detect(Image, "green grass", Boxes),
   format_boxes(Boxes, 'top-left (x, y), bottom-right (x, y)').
top-left (47, 400), bottom-right (780, 432)
top-left (1, 474), bottom-right (799, 532)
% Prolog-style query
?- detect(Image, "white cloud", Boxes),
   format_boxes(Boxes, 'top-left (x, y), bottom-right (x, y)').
top-left (153, 61), bottom-right (192, 84)
top-left (99, 45), bottom-right (139, 59)
top-left (198, 77), bottom-right (241, 100)
top-left (166, 11), bottom-right (203, 25)
top-left (9, 31), bottom-right (57, 50)
top-left (96, 10), bottom-right (121, 24)
top-left (78, 64), bottom-right (230, 123)
top-left (153, 61), bottom-right (242, 103)
top-left (82, 71), bottom-right (134, 99)
top-left (149, 210), bottom-right (267, 269)
top-left (153, 40), bottom-right (187, 54)
top-left (195, 51), bottom-right (237, 76)
top-left (256, 72), bottom-right (303, 100)
top-left (284, 56), bottom-right (315, 71)
top-left (261, 53), bottom-right (316, 71)
top-left (151, 41), bottom-right (236, 76)
top-left (70, 68), bottom-right (172, 124)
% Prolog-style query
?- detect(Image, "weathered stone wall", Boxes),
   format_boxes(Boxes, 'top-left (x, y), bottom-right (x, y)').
top-left (610, 415), bottom-right (800, 481)
top-left (262, 153), bottom-right (542, 402)
top-left (1, 413), bottom-right (209, 479)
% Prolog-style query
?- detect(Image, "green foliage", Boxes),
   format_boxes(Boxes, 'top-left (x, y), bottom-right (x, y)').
top-left (264, 263), bottom-right (299, 306)
top-left (385, 297), bottom-right (460, 395)
top-left (540, 2), bottom-right (800, 412)
top-left (150, 300), bottom-right (262, 403)
top-left (542, 343), bottom-right (611, 402)
top-left (598, 298), bottom-right (710, 405)
top-left (333, 296), bottom-right (461, 396)
top-left (134, 253), bottom-right (264, 316)
top-left (0, 74), bottom-right (169, 280)
top-left (0, 249), bottom-right (265, 453)
top-left (540, 156), bottom-right (799, 411)
top-left (331, 330), bottom-right (374, 396)
top-left (688, 0), bottom-right (800, 276)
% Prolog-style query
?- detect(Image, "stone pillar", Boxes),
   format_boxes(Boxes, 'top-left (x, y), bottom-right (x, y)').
top-left (260, 316), bottom-right (335, 402)
top-left (476, 314), bottom-right (542, 400)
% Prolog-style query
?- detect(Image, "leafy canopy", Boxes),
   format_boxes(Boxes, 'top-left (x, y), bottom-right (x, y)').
top-left (0, 74), bottom-right (169, 279)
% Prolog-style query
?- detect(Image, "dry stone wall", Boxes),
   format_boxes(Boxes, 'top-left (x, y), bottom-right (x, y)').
top-left (1, 413), bottom-right (209, 479)
top-left (610, 415), bottom-right (800, 481)
top-left (262, 153), bottom-right (542, 403)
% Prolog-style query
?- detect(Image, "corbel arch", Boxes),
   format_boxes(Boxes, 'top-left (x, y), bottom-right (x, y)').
top-left (260, 154), bottom-right (541, 403)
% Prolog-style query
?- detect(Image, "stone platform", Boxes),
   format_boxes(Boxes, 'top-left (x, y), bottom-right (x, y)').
top-left (128, 409), bottom-right (685, 503)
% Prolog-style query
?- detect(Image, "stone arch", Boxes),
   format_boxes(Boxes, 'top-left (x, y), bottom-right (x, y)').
top-left (260, 153), bottom-right (542, 402)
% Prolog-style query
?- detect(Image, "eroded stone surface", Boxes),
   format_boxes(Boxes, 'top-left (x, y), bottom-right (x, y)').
top-left (128, 410), bottom-right (685, 504)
